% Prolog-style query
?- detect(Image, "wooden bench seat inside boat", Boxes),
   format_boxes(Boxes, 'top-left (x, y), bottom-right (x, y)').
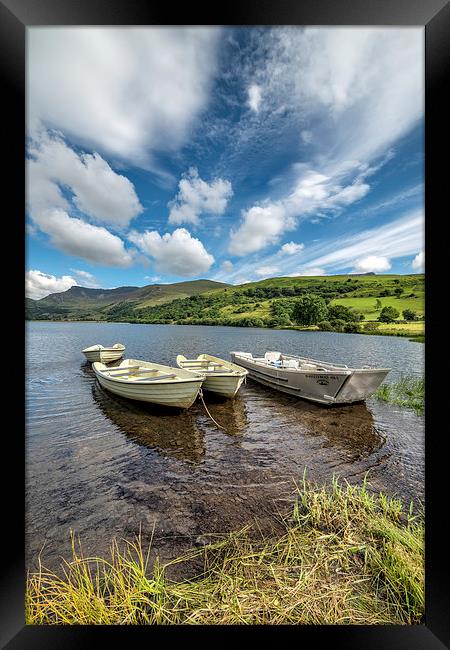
top-left (105, 367), bottom-right (160, 377)
top-left (107, 365), bottom-right (140, 373)
top-left (180, 359), bottom-right (223, 366)
top-left (130, 373), bottom-right (177, 382)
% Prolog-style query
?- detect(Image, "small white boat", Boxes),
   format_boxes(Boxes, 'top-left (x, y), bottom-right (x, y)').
top-left (176, 354), bottom-right (248, 398)
top-left (82, 343), bottom-right (125, 363)
top-left (230, 350), bottom-right (390, 406)
top-left (92, 358), bottom-right (205, 409)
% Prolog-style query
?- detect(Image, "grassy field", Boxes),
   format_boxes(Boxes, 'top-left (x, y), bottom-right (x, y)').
top-left (280, 321), bottom-right (424, 338)
top-left (333, 296), bottom-right (424, 318)
top-left (26, 477), bottom-right (423, 625)
top-left (375, 321), bottom-right (425, 337)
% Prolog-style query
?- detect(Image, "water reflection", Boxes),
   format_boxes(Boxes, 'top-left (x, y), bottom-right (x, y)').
top-left (242, 382), bottom-right (385, 460)
top-left (196, 391), bottom-right (249, 436)
top-left (92, 381), bottom-right (206, 464)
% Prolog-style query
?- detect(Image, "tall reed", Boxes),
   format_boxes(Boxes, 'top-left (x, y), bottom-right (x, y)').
top-left (26, 476), bottom-right (424, 625)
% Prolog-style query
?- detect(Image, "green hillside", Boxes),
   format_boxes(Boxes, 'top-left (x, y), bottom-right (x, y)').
top-left (119, 273), bottom-right (424, 337)
top-left (26, 273), bottom-right (424, 337)
top-left (27, 279), bottom-right (230, 321)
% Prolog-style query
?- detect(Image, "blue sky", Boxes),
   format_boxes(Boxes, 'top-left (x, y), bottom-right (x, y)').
top-left (25, 27), bottom-right (424, 299)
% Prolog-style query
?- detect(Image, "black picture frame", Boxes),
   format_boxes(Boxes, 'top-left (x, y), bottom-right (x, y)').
top-left (2, 0), bottom-right (448, 646)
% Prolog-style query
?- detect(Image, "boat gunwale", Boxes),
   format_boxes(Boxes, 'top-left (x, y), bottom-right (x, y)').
top-left (83, 343), bottom-right (125, 353)
top-left (93, 362), bottom-right (204, 385)
top-left (230, 352), bottom-right (390, 374)
top-left (177, 353), bottom-right (248, 378)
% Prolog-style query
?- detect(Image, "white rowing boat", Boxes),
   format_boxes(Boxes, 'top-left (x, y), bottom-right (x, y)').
top-left (92, 358), bottom-right (204, 409)
top-left (230, 350), bottom-right (390, 406)
top-left (176, 354), bottom-right (248, 398)
top-left (82, 343), bottom-right (125, 363)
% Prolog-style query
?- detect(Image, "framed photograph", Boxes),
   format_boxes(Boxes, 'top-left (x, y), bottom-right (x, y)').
top-left (2, 0), bottom-right (447, 646)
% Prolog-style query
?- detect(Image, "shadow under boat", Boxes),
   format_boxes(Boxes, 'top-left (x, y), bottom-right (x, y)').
top-left (243, 381), bottom-right (386, 460)
top-left (91, 380), bottom-right (206, 464)
top-left (192, 390), bottom-right (249, 436)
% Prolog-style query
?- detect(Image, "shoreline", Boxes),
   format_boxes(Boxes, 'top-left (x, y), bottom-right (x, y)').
top-left (26, 477), bottom-right (424, 626)
top-left (25, 318), bottom-right (425, 340)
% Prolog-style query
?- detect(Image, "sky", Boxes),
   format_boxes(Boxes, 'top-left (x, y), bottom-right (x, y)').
top-left (25, 26), bottom-right (425, 300)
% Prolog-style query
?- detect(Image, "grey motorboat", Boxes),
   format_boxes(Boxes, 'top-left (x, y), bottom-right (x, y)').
top-left (230, 350), bottom-right (390, 406)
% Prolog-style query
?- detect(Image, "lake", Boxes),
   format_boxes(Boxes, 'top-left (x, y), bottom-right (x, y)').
top-left (26, 321), bottom-right (424, 577)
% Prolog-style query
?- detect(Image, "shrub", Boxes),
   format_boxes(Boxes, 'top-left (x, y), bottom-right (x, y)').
top-left (343, 322), bottom-right (361, 333)
top-left (327, 304), bottom-right (356, 322)
top-left (403, 309), bottom-right (418, 321)
top-left (378, 306), bottom-right (400, 323)
top-left (331, 319), bottom-right (346, 332)
top-left (364, 321), bottom-right (381, 332)
top-left (292, 294), bottom-right (328, 326)
top-left (317, 320), bottom-right (335, 331)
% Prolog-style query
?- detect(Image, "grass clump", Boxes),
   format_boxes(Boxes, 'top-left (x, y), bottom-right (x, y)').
top-left (375, 375), bottom-right (424, 415)
top-left (26, 477), bottom-right (424, 625)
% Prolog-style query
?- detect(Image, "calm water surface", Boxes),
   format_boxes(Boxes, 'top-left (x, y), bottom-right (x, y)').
top-left (26, 322), bottom-right (424, 576)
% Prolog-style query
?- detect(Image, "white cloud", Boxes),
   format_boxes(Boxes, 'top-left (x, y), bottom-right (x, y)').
top-left (231, 277), bottom-right (253, 286)
top-left (229, 167), bottom-right (370, 256)
top-left (304, 211), bottom-right (423, 272)
top-left (412, 250), bottom-right (424, 271)
top-left (223, 209), bottom-right (423, 284)
top-left (229, 204), bottom-right (296, 256)
top-left (227, 28), bottom-right (422, 256)
top-left (280, 241), bottom-right (304, 255)
top-left (28, 28), bottom-right (220, 174)
top-left (288, 267), bottom-right (326, 277)
top-left (27, 129), bottom-right (143, 228)
top-left (26, 130), bottom-right (139, 266)
top-left (128, 228), bottom-right (214, 277)
top-left (247, 84), bottom-right (262, 112)
top-left (34, 209), bottom-right (134, 267)
top-left (255, 266), bottom-right (280, 278)
top-left (221, 260), bottom-right (234, 272)
top-left (26, 269), bottom-right (78, 300)
top-left (70, 269), bottom-right (101, 287)
top-left (258, 28), bottom-right (423, 165)
top-left (354, 255), bottom-right (391, 273)
top-left (168, 167), bottom-right (233, 225)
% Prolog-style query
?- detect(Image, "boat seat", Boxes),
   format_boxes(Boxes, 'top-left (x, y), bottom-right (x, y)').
top-left (282, 359), bottom-right (298, 369)
top-left (106, 367), bottom-right (158, 377)
top-left (182, 360), bottom-right (223, 366)
top-left (131, 373), bottom-right (177, 382)
top-left (107, 365), bottom-right (140, 372)
top-left (265, 351), bottom-right (281, 362)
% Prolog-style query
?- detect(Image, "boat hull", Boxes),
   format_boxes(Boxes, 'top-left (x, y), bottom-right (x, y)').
top-left (202, 374), bottom-right (246, 398)
top-left (83, 349), bottom-right (103, 362)
top-left (93, 359), bottom-right (203, 409)
top-left (99, 349), bottom-right (125, 363)
top-left (176, 353), bottom-right (247, 398)
top-left (82, 344), bottom-right (125, 364)
top-left (230, 352), bottom-right (389, 406)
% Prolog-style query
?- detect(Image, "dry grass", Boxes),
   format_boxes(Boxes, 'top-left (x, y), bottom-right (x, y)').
top-left (26, 476), bottom-right (424, 625)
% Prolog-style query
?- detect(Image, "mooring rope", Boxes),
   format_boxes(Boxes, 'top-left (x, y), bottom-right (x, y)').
top-left (199, 388), bottom-right (226, 430)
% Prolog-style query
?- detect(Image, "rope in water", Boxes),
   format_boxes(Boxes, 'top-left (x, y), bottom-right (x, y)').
top-left (199, 388), bottom-right (226, 430)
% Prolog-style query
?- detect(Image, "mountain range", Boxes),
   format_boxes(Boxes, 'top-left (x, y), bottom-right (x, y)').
top-left (26, 279), bottom-right (229, 320)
